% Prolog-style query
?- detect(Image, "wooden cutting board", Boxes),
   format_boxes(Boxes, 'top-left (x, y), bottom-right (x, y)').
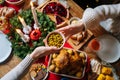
top-left (67, 29), bottom-right (94, 50)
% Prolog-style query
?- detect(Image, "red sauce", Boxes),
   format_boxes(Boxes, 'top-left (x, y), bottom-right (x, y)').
top-left (88, 39), bottom-right (100, 51)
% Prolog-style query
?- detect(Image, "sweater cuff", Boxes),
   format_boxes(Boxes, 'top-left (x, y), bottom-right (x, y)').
top-left (19, 55), bottom-right (33, 70)
top-left (81, 8), bottom-right (100, 29)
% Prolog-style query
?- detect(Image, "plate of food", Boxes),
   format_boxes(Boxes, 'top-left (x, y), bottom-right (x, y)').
top-left (47, 47), bottom-right (87, 79)
top-left (0, 31), bottom-right (12, 63)
top-left (90, 59), bottom-right (119, 80)
top-left (29, 63), bottom-right (48, 80)
top-left (97, 63), bottom-right (119, 80)
top-left (68, 29), bottom-right (93, 50)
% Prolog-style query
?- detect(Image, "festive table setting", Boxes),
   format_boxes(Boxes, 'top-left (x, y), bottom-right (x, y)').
top-left (0, 0), bottom-right (120, 80)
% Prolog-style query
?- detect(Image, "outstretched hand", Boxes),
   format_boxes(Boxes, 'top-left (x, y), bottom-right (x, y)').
top-left (30, 46), bottom-right (59, 60)
top-left (55, 21), bottom-right (85, 40)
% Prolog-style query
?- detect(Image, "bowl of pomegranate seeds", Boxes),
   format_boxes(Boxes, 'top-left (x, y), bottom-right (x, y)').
top-left (5, 0), bottom-right (24, 5)
top-left (37, 1), bottom-right (69, 28)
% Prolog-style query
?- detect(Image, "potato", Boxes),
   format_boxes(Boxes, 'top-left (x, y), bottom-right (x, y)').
top-left (52, 53), bottom-right (58, 59)
top-left (76, 72), bottom-right (82, 78)
top-left (67, 49), bottom-right (73, 54)
top-left (51, 59), bottom-right (55, 64)
top-left (97, 74), bottom-right (106, 80)
top-left (55, 67), bottom-right (60, 73)
top-left (30, 70), bottom-right (37, 78)
top-left (101, 67), bottom-right (112, 75)
top-left (49, 64), bottom-right (55, 72)
top-left (82, 59), bottom-right (86, 65)
top-left (79, 52), bottom-right (85, 59)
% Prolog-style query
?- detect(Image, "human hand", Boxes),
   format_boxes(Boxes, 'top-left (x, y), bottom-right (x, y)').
top-left (55, 21), bottom-right (85, 40)
top-left (30, 46), bottom-right (59, 60)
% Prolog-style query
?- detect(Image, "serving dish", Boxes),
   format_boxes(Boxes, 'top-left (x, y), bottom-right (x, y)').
top-left (68, 17), bottom-right (81, 25)
top-left (45, 31), bottom-right (65, 49)
top-left (29, 63), bottom-right (48, 80)
top-left (47, 47), bottom-right (87, 79)
top-left (89, 59), bottom-right (119, 80)
top-left (98, 61), bottom-right (119, 80)
top-left (68, 29), bottom-right (93, 50)
top-left (37, 0), bottom-right (69, 28)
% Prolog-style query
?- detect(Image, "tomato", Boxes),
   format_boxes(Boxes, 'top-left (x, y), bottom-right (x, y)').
top-left (30, 29), bottom-right (41, 40)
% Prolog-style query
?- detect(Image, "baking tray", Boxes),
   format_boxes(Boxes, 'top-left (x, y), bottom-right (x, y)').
top-left (47, 47), bottom-right (87, 79)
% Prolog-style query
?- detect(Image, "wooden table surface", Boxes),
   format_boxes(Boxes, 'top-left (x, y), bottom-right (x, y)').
top-left (0, 0), bottom-right (120, 80)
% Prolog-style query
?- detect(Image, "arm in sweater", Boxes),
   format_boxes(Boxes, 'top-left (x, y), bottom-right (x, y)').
top-left (0, 55), bottom-right (33, 80)
top-left (0, 46), bottom-right (58, 80)
top-left (82, 3), bottom-right (120, 29)
top-left (55, 3), bottom-right (120, 39)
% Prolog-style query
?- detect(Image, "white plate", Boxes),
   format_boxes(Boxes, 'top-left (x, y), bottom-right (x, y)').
top-left (0, 31), bottom-right (12, 63)
top-left (96, 34), bottom-right (120, 63)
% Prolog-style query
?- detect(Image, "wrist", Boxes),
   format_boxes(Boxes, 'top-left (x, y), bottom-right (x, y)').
top-left (29, 52), bottom-right (36, 60)
top-left (76, 21), bottom-right (85, 32)
top-left (81, 19), bottom-right (87, 31)
top-left (82, 24), bottom-right (86, 31)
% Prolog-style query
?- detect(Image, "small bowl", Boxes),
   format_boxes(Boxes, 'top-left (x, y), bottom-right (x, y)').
top-left (5, 0), bottom-right (24, 5)
top-left (45, 31), bottom-right (65, 49)
top-left (68, 17), bottom-right (81, 25)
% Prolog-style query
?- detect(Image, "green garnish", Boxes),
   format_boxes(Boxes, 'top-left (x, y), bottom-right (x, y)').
top-left (8, 9), bottom-right (56, 59)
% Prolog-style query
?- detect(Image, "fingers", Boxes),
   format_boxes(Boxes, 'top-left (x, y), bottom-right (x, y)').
top-left (55, 26), bottom-right (69, 33)
top-left (43, 39), bottom-right (47, 46)
top-left (65, 34), bottom-right (72, 41)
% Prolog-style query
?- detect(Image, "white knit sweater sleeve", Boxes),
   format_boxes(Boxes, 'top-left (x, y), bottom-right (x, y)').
top-left (81, 3), bottom-right (120, 29)
top-left (1, 55), bottom-right (33, 80)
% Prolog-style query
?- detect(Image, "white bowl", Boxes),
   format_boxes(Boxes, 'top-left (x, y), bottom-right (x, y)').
top-left (68, 17), bottom-right (81, 25)
top-left (46, 31), bottom-right (65, 49)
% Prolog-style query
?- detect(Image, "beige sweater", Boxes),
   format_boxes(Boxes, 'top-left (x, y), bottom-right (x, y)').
top-left (1, 55), bottom-right (33, 80)
top-left (82, 3), bottom-right (120, 41)
top-left (1, 3), bottom-right (120, 80)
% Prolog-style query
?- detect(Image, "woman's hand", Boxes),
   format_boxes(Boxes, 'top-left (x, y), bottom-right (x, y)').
top-left (30, 46), bottom-right (59, 60)
top-left (55, 21), bottom-right (85, 40)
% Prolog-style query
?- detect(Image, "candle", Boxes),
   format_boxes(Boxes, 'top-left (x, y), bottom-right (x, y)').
top-left (16, 29), bottom-right (26, 39)
top-left (18, 16), bottom-right (32, 34)
top-left (18, 16), bottom-right (27, 28)
top-left (16, 29), bottom-right (29, 42)
top-left (30, 1), bottom-right (39, 27)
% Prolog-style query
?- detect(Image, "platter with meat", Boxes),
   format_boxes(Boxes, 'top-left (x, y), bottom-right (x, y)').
top-left (68, 29), bottom-right (93, 50)
top-left (47, 47), bottom-right (87, 79)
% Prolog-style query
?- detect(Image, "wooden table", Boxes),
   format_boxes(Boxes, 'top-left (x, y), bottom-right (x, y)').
top-left (0, 0), bottom-right (120, 80)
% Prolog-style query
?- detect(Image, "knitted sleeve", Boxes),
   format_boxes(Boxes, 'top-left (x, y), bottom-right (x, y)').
top-left (81, 3), bottom-right (120, 29)
top-left (1, 55), bottom-right (33, 80)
